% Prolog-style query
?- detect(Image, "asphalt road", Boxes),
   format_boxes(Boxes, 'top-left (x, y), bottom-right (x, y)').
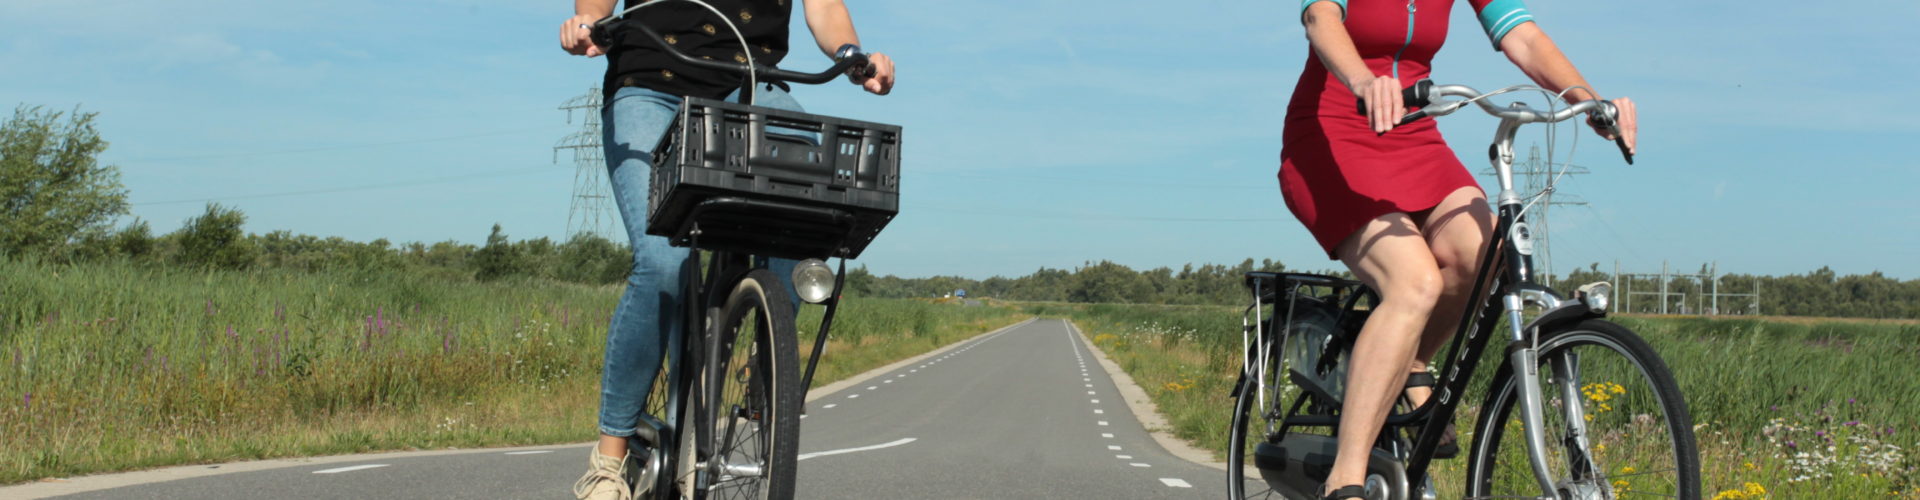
top-left (24, 318), bottom-right (1232, 499)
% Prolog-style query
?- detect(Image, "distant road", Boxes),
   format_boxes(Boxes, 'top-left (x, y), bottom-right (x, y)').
top-left (19, 319), bottom-right (1230, 499)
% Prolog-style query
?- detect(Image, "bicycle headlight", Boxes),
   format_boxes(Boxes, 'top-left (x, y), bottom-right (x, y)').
top-left (792, 259), bottom-right (837, 304)
top-left (1577, 281), bottom-right (1613, 314)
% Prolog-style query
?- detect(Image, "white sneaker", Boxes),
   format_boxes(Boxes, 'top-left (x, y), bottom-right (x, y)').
top-left (572, 450), bottom-right (633, 500)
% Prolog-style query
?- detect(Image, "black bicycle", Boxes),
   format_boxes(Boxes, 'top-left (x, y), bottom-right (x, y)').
top-left (1227, 81), bottom-right (1698, 500)
top-left (588, 4), bottom-right (900, 499)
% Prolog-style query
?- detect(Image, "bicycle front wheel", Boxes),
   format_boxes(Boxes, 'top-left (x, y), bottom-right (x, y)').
top-left (698, 269), bottom-right (801, 500)
top-left (1465, 319), bottom-right (1699, 499)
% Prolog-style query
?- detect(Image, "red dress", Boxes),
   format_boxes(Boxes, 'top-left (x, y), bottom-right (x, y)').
top-left (1280, 0), bottom-right (1520, 258)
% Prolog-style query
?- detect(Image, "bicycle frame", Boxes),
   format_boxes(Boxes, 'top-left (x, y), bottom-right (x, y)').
top-left (1248, 87), bottom-right (1623, 499)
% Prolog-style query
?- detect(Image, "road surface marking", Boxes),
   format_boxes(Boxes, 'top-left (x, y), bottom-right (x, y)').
top-left (1091, 399), bottom-right (1100, 404)
top-left (1085, 384), bottom-right (1093, 388)
top-left (504, 451), bottom-right (552, 455)
top-left (1160, 478), bottom-right (1193, 488)
top-left (1131, 463), bottom-right (1152, 468)
top-left (1108, 445), bottom-right (1122, 450)
top-left (823, 404), bottom-right (837, 409)
top-left (1098, 421), bottom-right (1109, 426)
top-left (1117, 455), bottom-right (1133, 459)
top-left (313, 464), bottom-right (388, 474)
top-left (910, 369), bottom-right (918, 373)
top-left (848, 394), bottom-right (860, 399)
top-left (884, 380), bottom-right (893, 383)
top-left (1094, 409), bottom-right (1104, 414)
top-left (797, 438), bottom-right (917, 461)
top-left (1102, 433), bottom-right (1114, 438)
top-left (867, 386), bottom-right (878, 390)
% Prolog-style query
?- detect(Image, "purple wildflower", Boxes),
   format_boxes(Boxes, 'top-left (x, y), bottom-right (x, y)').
top-left (22, 392), bottom-right (29, 409)
top-left (1845, 421), bottom-right (1860, 427)
top-left (377, 307), bottom-right (387, 336)
top-left (1785, 440), bottom-right (1797, 448)
top-left (1848, 398), bottom-right (1856, 404)
top-left (227, 325), bottom-right (238, 341)
top-left (1815, 430), bottom-right (1827, 438)
top-left (1770, 405), bottom-right (1779, 412)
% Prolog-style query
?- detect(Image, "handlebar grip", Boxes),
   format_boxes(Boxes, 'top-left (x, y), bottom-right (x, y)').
top-left (1355, 79), bottom-right (1435, 116)
top-left (1588, 100), bottom-right (1634, 165)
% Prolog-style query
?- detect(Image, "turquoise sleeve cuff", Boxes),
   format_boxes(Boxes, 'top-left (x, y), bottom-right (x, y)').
top-left (1475, 0), bottom-right (1534, 50)
top-left (1301, 0), bottom-right (1348, 23)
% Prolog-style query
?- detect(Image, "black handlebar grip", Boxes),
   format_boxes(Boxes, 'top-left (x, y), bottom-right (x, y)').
top-left (588, 18), bottom-right (613, 49)
top-left (1355, 78), bottom-right (1435, 115)
top-left (832, 44), bottom-right (876, 79)
top-left (1589, 100), bottom-right (1634, 165)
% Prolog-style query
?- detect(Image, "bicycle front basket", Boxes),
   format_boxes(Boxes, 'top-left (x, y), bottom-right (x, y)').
top-left (647, 97), bottom-right (901, 260)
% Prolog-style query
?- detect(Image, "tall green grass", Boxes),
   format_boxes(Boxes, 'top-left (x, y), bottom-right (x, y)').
top-left (0, 259), bottom-right (1022, 484)
top-left (1036, 302), bottom-right (1920, 499)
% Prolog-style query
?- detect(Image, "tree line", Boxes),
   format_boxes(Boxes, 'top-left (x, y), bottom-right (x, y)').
top-left (6, 104), bottom-right (1918, 317)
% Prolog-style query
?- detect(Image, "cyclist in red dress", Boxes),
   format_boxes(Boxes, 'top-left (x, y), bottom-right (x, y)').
top-left (1277, 1), bottom-right (1637, 498)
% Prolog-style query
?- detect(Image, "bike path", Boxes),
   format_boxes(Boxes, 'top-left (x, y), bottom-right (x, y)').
top-left (17, 318), bottom-right (1231, 499)
top-left (794, 318), bottom-right (1226, 499)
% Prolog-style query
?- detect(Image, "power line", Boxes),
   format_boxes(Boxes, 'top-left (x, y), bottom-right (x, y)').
top-left (130, 166), bottom-right (551, 206)
top-left (919, 171), bottom-right (1271, 190)
top-left (909, 203), bottom-right (1288, 222)
top-left (119, 126), bottom-right (567, 163)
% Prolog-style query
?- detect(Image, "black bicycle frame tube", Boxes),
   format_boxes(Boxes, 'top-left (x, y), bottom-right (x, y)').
top-left (1402, 203), bottom-right (1528, 489)
top-left (798, 258), bottom-right (847, 401)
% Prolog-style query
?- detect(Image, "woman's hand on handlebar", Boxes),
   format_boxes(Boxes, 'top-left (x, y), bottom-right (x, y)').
top-left (1595, 96), bottom-right (1637, 156)
top-left (1353, 75), bottom-right (1405, 134)
top-left (853, 52), bottom-right (895, 95)
top-left (561, 13), bottom-right (606, 57)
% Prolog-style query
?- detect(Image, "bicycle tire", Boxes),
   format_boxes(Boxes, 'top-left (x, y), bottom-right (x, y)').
top-left (1228, 298), bottom-right (1339, 499)
top-left (696, 269), bottom-right (801, 500)
top-left (1464, 319), bottom-right (1699, 499)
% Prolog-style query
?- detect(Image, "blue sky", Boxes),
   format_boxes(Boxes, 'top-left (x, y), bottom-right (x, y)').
top-left (3, 0), bottom-right (1915, 280)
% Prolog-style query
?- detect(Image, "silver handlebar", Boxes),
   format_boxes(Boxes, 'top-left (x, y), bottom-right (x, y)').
top-left (1410, 82), bottom-right (1633, 165)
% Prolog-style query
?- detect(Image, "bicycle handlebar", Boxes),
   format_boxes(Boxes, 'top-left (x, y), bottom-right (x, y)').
top-left (1359, 79), bottom-right (1634, 165)
top-left (589, 17), bottom-right (874, 86)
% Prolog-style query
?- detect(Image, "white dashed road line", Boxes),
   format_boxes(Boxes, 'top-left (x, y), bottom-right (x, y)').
top-left (1160, 478), bottom-right (1194, 488)
top-left (312, 464), bottom-right (387, 474)
top-left (797, 438), bottom-right (918, 461)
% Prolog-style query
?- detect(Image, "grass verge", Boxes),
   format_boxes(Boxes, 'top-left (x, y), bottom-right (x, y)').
top-left (0, 259), bottom-right (1023, 484)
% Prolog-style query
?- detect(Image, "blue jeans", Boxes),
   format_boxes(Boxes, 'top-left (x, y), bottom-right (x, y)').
top-left (597, 84), bottom-right (808, 438)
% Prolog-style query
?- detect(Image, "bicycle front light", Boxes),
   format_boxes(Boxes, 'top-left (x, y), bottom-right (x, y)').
top-left (1577, 281), bottom-right (1613, 314)
top-left (792, 259), bottom-right (837, 304)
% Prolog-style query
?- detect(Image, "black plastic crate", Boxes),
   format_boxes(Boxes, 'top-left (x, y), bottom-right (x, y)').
top-left (647, 97), bottom-right (901, 260)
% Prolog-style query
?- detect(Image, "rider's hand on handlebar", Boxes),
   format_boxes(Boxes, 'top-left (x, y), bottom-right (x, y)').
top-left (561, 14), bottom-right (605, 57)
top-left (1593, 96), bottom-right (1637, 156)
top-left (1354, 76), bottom-right (1404, 134)
top-left (853, 52), bottom-right (895, 95)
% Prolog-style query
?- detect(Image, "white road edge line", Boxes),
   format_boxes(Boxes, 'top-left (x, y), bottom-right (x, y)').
top-left (797, 438), bottom-right (917, 461)
top-left (313, 464), bottom-right (388, 474)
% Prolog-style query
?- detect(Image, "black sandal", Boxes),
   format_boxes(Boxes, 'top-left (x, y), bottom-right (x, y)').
top-left (1322, 484), bottom-right (1368, 500)
top-left (1405, 372), bottom-right (1460, 459)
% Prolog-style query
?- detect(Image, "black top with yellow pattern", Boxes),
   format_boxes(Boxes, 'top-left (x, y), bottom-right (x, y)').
top-left (604, 0), bottom-right (792, 101)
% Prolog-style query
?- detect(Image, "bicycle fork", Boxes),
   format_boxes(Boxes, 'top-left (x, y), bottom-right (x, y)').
top-left (1501, 292), bottom-right (1595, 499)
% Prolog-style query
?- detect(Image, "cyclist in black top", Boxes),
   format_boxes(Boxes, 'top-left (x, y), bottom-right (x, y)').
top-left (559, 2), bottom-right (895, 499)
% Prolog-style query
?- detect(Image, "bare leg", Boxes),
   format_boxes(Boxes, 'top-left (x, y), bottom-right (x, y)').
top-left (597, 434), bottom-right (627, 459)
top-left (1323, 213), bottom-right (1446, 494)
top-left (1404, 187), bottom-right (1493, 407)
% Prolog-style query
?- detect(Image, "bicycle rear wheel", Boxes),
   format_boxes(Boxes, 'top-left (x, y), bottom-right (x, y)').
top-left (696, 269), bottom-right (800, 500)
top-left (1228, 299), bottom-right (1337, 499)
top-left (1464, 319), bottom-right (1699, 499)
